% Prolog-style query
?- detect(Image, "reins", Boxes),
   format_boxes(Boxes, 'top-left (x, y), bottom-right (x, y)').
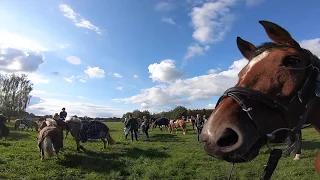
top-left (218, 45), bottom-right (320, 180)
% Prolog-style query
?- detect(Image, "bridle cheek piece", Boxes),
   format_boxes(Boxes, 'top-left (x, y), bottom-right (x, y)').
top-left (216, 45), bottom-right (320, 180)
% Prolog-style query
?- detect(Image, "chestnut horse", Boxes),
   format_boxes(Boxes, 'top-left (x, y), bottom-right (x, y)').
top-left (201, 20), bottom-right (320, 176)
top-left (169, 119), bottom-right (187, 135)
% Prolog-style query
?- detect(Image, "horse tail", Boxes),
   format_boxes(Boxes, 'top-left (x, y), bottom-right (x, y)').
top-left (106, 131), bottom-right (116, 145)
top-left (43, 136), bottom-right (54, 158)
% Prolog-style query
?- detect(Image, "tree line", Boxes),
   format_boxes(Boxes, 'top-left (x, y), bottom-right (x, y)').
top-left (0, 74), bottom-right (33, 122)
top-left (122, 106), bottom-right (214, 121)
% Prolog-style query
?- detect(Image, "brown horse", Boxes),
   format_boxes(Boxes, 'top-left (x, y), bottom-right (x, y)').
top-left (37, 125), bottom-right (63, 160)
top-left (169, 119), bottom-right (187, 135)
top-left (201, 20), bottom-right (320, 168)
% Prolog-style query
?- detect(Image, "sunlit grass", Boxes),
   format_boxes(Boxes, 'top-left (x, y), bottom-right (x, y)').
top-left (0, 121), bottom-right (319, 179)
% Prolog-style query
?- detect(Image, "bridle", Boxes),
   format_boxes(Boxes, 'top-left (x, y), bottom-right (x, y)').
top-left (215, 44), bottom-right (320, 180)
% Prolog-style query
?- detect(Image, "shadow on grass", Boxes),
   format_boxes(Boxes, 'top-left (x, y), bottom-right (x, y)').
top-left (6, 131), bottom-right (31, 141)
top-left (58, 147), bottom-right (169, 174)
top-left (0, 159), bottom-right (5, 164)
top-left (0, 142), bottom-right (11, 147)
top-left (150, 133), bottom-right (184, 142)
top-left (58, 151), bottom-right (127, 175)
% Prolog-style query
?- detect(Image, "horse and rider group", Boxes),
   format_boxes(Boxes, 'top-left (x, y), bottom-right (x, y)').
top-left (123, 113), bottom-right (207, 142)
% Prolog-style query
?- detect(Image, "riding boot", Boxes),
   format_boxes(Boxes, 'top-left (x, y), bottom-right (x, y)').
top-left (135, 131), bottom-right (138, 141)
top-left (131, 132), bottom-right (134, 141)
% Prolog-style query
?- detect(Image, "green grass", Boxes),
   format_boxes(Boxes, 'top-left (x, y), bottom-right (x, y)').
top-left (0, 122), bottom-right (319, 180)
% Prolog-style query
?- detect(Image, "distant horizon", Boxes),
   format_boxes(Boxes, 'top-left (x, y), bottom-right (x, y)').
top-left (0, 1), bottom-right (319, 118)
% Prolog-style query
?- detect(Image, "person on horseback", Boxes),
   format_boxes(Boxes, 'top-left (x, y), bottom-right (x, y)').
top-left (59, 108), bottom-right (67, 120)
top-left (195, 114), bottom-right (204, 142)
top-left (125, 114), bottom-right (139, 141)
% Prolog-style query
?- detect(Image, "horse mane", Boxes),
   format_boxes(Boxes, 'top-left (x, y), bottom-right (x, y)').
top-left (45, 118), bottom-right (57, 126)
top-left (65, 116), bottom-right (82, 123)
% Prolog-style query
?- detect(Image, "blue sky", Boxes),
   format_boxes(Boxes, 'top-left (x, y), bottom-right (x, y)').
top-left (0, 0), bottom-right (319, 117)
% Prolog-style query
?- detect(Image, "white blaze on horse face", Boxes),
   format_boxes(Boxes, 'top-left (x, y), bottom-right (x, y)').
top-left (242, 51), bottom-right (270, 79)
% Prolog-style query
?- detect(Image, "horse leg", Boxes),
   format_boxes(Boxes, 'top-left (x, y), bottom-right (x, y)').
top-left (38, 143), bottom-right (44, 160)
top-left (101, 139), bottom-right (107, 149)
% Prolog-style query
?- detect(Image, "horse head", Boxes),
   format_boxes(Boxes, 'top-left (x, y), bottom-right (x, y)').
top-left (201, 20), bottom-right (320, 163)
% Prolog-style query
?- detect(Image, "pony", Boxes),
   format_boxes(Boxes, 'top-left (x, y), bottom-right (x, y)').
top-left (37, 125), bottom-right (63, 160)
top-left (0, 115), bottom-right (9, 138)
top-left (14, 119), bottom-right (39, 132)
top-left (152, 118), bottom-right (170, 130)
top-left (65, 117), bottom-right (115, 151)
top-left (201, 20), bottom-right (320, 171)
top-left (168, 119), bottom-right (187, 135)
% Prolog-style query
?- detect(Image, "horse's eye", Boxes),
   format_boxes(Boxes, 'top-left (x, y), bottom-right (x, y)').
top-left (283, 56), bottom-right (300, 66)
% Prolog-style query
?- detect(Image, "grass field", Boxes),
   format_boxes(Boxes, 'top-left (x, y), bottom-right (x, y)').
top-left (0, 121), bottom-right (319, 180)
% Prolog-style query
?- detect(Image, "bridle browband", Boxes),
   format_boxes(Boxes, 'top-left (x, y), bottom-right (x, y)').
top-left (215, 44), bottom-right (320, 180)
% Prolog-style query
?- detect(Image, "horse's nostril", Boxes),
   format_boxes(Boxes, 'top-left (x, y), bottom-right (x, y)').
top-left (201, 132), bottom-right (209, 142)
top-left (217, 128), bottom-right (239, 147)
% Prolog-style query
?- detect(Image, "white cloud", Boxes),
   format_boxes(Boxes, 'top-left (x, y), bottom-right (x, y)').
top-left (161, 18), bottom-right (176, 25)
top-left (77, 96), bottom-right (84, 99)
top-left (84, 66), bottom-right (105, 78)
top-left (141, 102), bottom-right (151, 109)
top-left (30, 90), bottom-right (47, 96)
top-left (79, 78), bottom-right (86, 82)
top-left (245, 0), bottom-right (265, 7)
top-left (27, 97), bottom-right (126, 118)
top-left (0, 46), bottom-right (45, 73)
top-left (207, 103), bottom-right (215, 108)
top-left (184, 44), bottom-right (210, 59)
top-left (116, 87), bottom-right (123, 91)
top-left (113, 73), bottom-right (122, 78)
top-left (28, 73), bottom-right (50, 84)
top-left (133, 74), bottom-right (139, 78)
top-left (64, 75), bottom-right (75, 83)
top-left (155, 2), bottom-right (175, 12)
top-left (59, 4), bottom-right (103, 35)
top-left (207, 68), bottom-right (221, 74)
top-left (64, 75), bottom-right (87, 83)
top-left (113, 58), bottom-right (248, 109)
top-left (0, 31), bottom-right (48, 52)
top-left (148, 59), bottom-right (185, 83)
top-left (190, 0), bottom-right (236, 44)
top-left (56, 43), bottom-right (70, 49)
top-left (66, 56), bottom-right (81, 65)
top-left (300, 38), bottom-right (320, 57)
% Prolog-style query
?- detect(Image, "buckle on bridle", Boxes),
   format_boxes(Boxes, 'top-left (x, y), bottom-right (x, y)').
top-left (243, 107), bottom-right (253, 112)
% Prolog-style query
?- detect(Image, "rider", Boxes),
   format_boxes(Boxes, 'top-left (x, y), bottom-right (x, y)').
top-left (59, 107), bottom-right (67, 120)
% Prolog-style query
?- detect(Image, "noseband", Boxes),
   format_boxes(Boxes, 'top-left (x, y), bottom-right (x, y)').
top-left (215, 44), bottom-right (320, 179)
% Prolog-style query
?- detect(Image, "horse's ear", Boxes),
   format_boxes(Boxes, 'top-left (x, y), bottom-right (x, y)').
top-left (236, 37), bottom-right (256, 60)
top-left (259, 20), bottom-right (300, 47)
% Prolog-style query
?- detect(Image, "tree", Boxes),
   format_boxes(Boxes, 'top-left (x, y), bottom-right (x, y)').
top-left (171, 106), bottom-right (188, 119)
top-left (0, 74), bottom-right (33, 122)
top-left (132, 109), bottom-right (143, 119)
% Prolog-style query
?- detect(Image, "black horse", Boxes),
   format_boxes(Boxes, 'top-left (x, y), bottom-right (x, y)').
top-left (152, 118), bottom-right (170, 131)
